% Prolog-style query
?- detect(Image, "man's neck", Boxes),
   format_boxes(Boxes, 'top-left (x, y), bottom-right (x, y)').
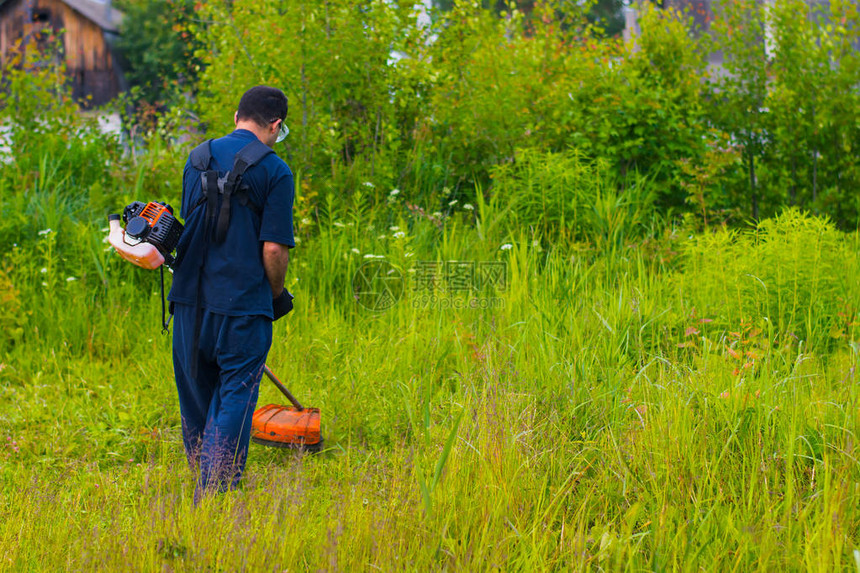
top-left (234, 120), bottom-right (268, 144)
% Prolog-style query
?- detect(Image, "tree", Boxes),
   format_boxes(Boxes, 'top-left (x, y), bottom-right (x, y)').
top-left (116, 0), bottom-right (203, 111)
top-left (707, 0), bottom-right (770, 220)
top-left (433, 0), bottom-right (626, 37)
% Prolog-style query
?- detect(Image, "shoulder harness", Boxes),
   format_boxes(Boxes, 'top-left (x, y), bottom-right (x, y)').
top-left (188, 138), bottom-right (274, 243)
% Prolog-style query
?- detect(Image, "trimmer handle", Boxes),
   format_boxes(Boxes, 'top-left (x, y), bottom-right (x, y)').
top-left (263, 365), bottom-right (304, 411)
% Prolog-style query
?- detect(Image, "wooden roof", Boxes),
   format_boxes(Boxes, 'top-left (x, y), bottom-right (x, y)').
top-left (0, 0), bottom-right (123, 33)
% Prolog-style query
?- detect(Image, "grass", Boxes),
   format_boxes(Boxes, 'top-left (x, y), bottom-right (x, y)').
top-left (1, 332), bottom-right (858, 570)
top-left (0, 140), bottom-right (858, 571)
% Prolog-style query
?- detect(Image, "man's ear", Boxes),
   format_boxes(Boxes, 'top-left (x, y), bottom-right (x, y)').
top-left (234, 111), bottom-right (239, 126)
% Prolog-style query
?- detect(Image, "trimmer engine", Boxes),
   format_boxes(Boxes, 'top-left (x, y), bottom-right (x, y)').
top-left (122, 201), bottom-right (183, 264)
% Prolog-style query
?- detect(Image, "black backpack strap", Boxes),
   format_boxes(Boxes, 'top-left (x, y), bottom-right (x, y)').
top-left (189, 139), bottom-right (213, 171)
top-left (235, 139), bottom-right (274, 167)
top-left (202, 171), bottom-right (221, 232)
top-left (185, 140), bottom-right (214, 220)
top-left (235, 183), bottom-right (261, 216)
top-left (214, 140), bottom-right (273, 242)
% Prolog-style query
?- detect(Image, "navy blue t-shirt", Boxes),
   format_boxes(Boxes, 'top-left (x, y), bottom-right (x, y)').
top-left (168, 129), bottom-right (295, 318)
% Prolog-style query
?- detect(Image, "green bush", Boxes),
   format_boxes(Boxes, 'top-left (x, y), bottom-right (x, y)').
top-left (679, 208), bottom-right (855, 347)
top-left (490, 147), bottom-right (657, 252)
top-left (0, 41), bottom-right (125, 246)
top-left (706, 0), bottom-right (860, 225)
top-left (116, 0), bottom-right (202, 111)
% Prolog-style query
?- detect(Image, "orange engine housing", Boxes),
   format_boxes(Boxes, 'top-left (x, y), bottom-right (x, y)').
top-left (139, 202), bottom-right (172, 226)
top-left (251, 405), bottom-right (322, 451)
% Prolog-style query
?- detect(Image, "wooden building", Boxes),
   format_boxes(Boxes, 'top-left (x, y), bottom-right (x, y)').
top-left (0, 0), bottom-right (124, 106)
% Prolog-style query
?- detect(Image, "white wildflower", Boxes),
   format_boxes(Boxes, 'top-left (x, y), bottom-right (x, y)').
top-left (378, 234), bottom-right (387, 240)
top-left (363, 181), bottom-right (375, 188)
top-left (463, 203), bottom-right (474, 211)
top-left (393, 231), bottom-right (406, 239)
top-left (40, 268), bottom-right (48, 274)
top-left (448, 199), bottom-right (458, 206)
top-left (66, 277), bottom-right (77, 282)
top-left (41, 282), bottom-right (48, 287)
top-left (432, 211), bottom-right (442, 219)
top-left (500, 243), bottom-right (513, 251)
top-left (389, 188), bottom-right (400, 196)
top-left (351, 248), bottom-right (361, 254)
top-left (404, 252), bottom-right (414, 258)
top-left (363, 254), bottom-right (385, 259)
top-left (333, 221), bottom-right (346, 228)
top-left (301, 217), bottom-right (312, 225)
top-left (389, 226), bottom-right (400, 232)
top-left (37, 228), bottom-right (53, 236)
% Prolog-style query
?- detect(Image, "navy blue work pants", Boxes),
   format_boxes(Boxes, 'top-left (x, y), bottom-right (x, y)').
top-left (172, 303), bottom-right (272, 496)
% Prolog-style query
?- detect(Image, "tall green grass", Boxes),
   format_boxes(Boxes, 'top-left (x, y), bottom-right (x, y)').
top-left (1, 115), bottom-right (859, 571)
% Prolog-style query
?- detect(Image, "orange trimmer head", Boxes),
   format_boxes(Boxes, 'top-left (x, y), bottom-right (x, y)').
top-left (251, 366), bottom-right (323, 452)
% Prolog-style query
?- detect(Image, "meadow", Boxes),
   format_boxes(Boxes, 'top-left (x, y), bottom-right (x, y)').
top-left (0, 132), bottom-right (859, 570)
top-left (2, 0), bottom-right (860, 570)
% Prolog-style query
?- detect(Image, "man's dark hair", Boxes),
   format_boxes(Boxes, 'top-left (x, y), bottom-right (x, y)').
top-left (236, 86), bottom-right (288, 127)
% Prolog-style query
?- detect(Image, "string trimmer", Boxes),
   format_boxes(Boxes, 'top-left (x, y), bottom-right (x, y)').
top-left (251, 365), bottom-right (323, 452)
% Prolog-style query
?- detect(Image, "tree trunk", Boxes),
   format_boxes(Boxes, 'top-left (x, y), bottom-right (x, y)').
top-left (749, 150), bottom-right (758, 220)
top-left (811, 99), bottom-right (818, 206)
top-left (790, 156), bottom-right (797, 206)
top-left (812, 146), bottom-right (818, 206)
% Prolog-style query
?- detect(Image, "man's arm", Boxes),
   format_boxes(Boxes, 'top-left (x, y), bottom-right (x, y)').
top-left (262, 241), bottom-right (290, 297)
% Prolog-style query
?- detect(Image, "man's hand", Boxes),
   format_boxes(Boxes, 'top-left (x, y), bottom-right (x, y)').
top-left (272, 288), bottom-right (294, 321)
top-left (262, 241), bottom-right (290, 297)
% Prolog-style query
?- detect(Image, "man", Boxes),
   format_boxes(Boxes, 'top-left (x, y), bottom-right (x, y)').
top-left (168, 86), bottom-right (295, 501)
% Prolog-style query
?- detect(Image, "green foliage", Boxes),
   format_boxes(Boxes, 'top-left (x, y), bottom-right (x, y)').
top-left (773, 0), bottom-right (860, 223)
top-left (185, 0), bottom-right (707, 215)
top-left (706, 0), bottom-right (860, 224)
top-left (610, 2), bottom-right (709, 201)
top-left (704, 0), bottom-right (770, 221)
top-left (4, 12), bottom-right (860, 571)
top-left (0, 42), bottom-right (126, 249)
top-left (0, 38), bottom-right (81, 139)
top-left (421, 0), bottom-right (707, 200)
top-left (491, 147), bottom-right (657, 253)
top-left (680, 208), bottom-right (855, 348)
top-left (190, 0), bottom-right (415, 199)
top-left (116, 0), bottom-right (203, 111)
top-left (174, 0), bottom-right (859, 229)
top-left (677, 129), bottom-right (744, 228)
top-left (2, 95), bottom-right (860, 567)
top-left (0, 264), bottom-right (26, 347)
top-left (586, 0), bottom-right (625, 37)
